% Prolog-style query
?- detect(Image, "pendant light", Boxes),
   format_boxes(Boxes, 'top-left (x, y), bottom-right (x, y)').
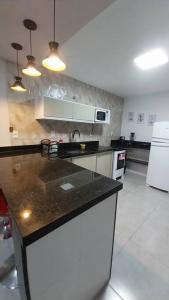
top-left (10, 43), bottom-right (27, 92)
top-left (42, 0), bottom-right (66, 72)
top-left (22, 19), bottom-right (41, 77)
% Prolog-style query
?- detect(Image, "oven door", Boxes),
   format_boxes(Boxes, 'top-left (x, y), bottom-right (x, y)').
top-left (112, 150), bottom-right (126, 180)
top-left (117, 152), bottom-right (126, 169)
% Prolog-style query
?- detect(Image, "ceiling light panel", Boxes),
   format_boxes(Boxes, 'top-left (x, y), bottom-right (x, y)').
top-left (134, 49), bottom-right (169, 70)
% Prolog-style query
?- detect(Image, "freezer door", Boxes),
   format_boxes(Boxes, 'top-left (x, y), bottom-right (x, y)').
top-left (151, 141), bottom-right (169, 147)
top-left (152, 122), bottom-right (169, 140)
top-left (146, 144), bottom-right (169, 191)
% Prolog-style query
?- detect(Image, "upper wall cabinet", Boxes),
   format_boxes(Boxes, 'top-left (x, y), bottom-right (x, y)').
top-left (73, 102), bottom-right (95, 122)
top-left (35, 97), bottom-right (73, 121)
top-left (35, 97), bottom-right (110, 124)
top-left (44, 97), bottom-right (73, 120)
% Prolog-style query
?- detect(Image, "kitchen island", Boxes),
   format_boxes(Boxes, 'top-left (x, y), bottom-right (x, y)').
top-left (0, 152), bottom-right (122, 300)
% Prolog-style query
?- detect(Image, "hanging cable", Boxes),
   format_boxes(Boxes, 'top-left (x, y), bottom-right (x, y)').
top-left (54, 0), bottom-right (56, 41)
top-left (29, 29), bottom-right (32, 56)
top-left (16, 50), bottom-right (20, 76)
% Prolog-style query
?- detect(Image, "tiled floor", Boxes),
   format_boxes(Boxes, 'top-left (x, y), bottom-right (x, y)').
top-left (110, 171), bottom-right (169, 300)
top-left (0, 238), bottom-right (20, 300)
top-left (1, 171), bottom-right (169, 300)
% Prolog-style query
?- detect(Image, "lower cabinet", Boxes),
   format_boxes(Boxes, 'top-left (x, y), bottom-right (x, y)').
top-left (24, 194), bottom-right (117, 300)
top-left (96, 152), bottom-right (113, 178)
top-left (72, 155), bottom-right (96, 172)
top-left (71, 151), bottom-right (113, 178)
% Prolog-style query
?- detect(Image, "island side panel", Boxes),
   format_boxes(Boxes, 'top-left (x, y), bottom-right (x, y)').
top-left (12, 220), bottom-right (29, 300)
top-left (25, 194), bottom-right (117, 300)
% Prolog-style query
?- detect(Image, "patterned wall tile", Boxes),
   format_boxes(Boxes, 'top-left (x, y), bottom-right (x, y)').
top-left (7, 62), bottom-right (124, 146)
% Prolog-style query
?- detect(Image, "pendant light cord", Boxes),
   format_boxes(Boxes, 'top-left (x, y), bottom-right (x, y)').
top-left (29, 30), bottom-right (32, 56)
top-left (16, 50), bottom-right (19, 76)
top-left (54, 0), bottom-right (56, 41)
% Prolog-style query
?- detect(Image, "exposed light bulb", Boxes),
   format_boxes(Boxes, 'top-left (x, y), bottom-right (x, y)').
top-left (10, 76), bottom-right (27, 92)
top-left (22, 55), bottom-right (41, 77)
top-left (42, 41), bottom-right (66, 72)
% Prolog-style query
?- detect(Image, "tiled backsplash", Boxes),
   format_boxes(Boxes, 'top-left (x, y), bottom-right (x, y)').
top-left (7, 62), bottom-right (124, 146)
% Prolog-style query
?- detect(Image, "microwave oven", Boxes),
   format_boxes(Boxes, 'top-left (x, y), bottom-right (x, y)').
top-left (95, 108), bottom-right (110, 124)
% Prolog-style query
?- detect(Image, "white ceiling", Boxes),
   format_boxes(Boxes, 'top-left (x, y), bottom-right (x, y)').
top-left (62, 0), bottom-right (169, 97)
top-left (1, 0), bottom-right (169, 98)
top-left (0, 0), bottom-right (114, 64)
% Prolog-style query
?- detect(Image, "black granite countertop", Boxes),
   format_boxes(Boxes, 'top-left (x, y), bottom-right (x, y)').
top-left (111, 140), bottom-right (151, 150)
top-left (0, 143), bottom-right (115, 159)
top-left (0, 153), bottom-right (122, 246)
top-left (57, 146), bottom-right (114, 159)
top-left (0, 140), bottom-right (150, 160)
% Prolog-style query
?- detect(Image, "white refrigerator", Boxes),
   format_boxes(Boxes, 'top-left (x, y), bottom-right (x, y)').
top-left (146, 121), bottom-right (169, 192)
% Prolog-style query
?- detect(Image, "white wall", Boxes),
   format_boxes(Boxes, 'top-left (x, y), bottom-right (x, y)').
top-left (121, 92), bottom-right (169, 142)
top-left (0, 60), bottom-right (10, 146)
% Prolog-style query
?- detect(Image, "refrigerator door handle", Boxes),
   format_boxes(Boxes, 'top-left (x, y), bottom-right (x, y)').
top-left (152, 140), bottom-right (166, 143)
top-left (151, 144), bottom-right (169, 148)
top-left (152, 136), bottom-right (169, 141)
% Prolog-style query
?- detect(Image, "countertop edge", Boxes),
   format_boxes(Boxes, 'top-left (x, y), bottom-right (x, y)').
top-left (57, 147), bottom-right (114, 159)
top-left (0, 146), bottom-right (114, 159)
top-left (23, 183), bottom-right (122, 247)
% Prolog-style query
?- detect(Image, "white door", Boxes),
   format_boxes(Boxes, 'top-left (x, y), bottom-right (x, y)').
top-left (147, 143), bottom-right (169, 191)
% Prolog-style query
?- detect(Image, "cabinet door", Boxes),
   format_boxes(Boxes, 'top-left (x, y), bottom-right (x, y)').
top-left (96, 152), bottom-right (113, 178)
top-left (72, 155), bottom-right (96, 172)
top-left (44, 98), bottom-right (73, 119)
top-left (73, 103), bottom-right (95, 122)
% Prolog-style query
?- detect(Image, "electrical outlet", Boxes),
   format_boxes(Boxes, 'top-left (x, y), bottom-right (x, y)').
top-left (13, 130), bottom-right (18, 138)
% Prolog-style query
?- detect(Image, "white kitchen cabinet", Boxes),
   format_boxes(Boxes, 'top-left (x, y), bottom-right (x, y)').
top-left (25, 194), bottom-right (117, 300)
top-left (72, 155), bottom-right (96, 172)
top-left (35, 97), bottom-right (110, 124)
top-left (96, 152), bottom-right (113, 178)
top-left (73, 102), bottom-right (95, 122)
top-left (35, 97), bottom-right (73, 121)
top-left (71, 151), bottom-right (113, 177)
top-left (44, 97), bottom-right (73, 120)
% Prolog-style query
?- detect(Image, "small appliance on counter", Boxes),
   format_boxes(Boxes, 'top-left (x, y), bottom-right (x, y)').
top-left (41, 139), bottom-right (58, 155)
top-left (130, 132), bottom-right (135, 142)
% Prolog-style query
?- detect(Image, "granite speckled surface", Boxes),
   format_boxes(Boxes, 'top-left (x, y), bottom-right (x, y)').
top-left (0, 153), bottom-right (122, 246)
top-left (0, 143), bottom-right (114, 158)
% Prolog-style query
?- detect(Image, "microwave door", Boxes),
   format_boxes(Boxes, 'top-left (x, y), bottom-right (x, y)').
top-left (96, 111), bottom-right (106, 121)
